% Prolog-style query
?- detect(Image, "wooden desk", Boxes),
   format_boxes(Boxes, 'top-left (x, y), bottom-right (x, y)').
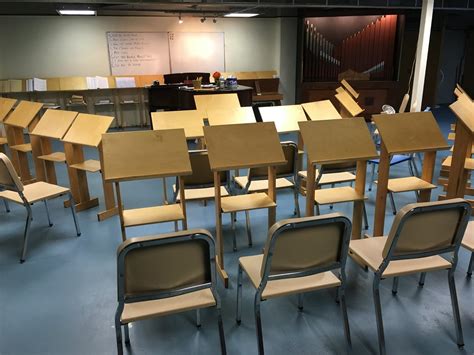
top-left (102, 129), bottom-right (192, 240)
top-left (299, 117), bottom-right (377, 239)
top-left (61, 113), bottom-right (115, 219)
top-left (238, 78), bottom-right (283, 105)
top-left (207, 107), bottom-right (256, 126)
top-left (204, 122), bottom-right (286, 286)
top-left (341, 79), bottom-right (359, 99)
top-left (0, 98), bottom-right (17, 153)
top-left (335, 88), bottom-right (364, 118)
top-left (445, 96), bottom-right (474, 211)
top-left (194, 92), bottom-right (241, 115)
top-left (372, 112), bottom-right (449, 235)
top-left (4, 100), bottom-right (43, 183)
top-left (301, 100), bottom-right (342, 121)
top-left (151, 110), bottom-right (204, 139)
top-left (259, 105), bottom-right (307, 134)
top-left (30, 109), bottom-right (78, 184)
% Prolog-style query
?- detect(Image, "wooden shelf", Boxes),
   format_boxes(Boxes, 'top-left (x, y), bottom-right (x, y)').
top-left (70, 159), bottom-right (101, 173)
top-left (10, 143), bottom-right (32, 153)
top-left (122, 204), bottom-right (184, 227)
top-left (94, 102), bottom-right (114, 106)
top-left (386, 176), bottom-right (436, 193)
top-left (120, 101), bottom-right (139, 105)
top-left (220, 192), bottom-right (276, 213)
top-left (442, 156), bottom-right (474, 170)
top-left (298, 170), bottom-right (356, 185)
top-left (38, 151), bottom-right (66, 163)
top-left (314, 186), bottom-right (366, 205)
top-left (0, 137), bottom-right (7, 145)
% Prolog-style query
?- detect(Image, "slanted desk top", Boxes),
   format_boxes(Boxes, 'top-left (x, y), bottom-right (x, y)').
top-left (151, 110), bottom-right (204, 139)
top-left (4, 100), bottom-right (43, 128)
top-left (373, 112), bottom-right (449, 154)
top-left (204, 122), bottom-right (286, 171)
top-left (341, 79), bottom-right (359, 99)
top-left (207, 107), bottom-right (256, 126)
top-left (0, 98), bottom-right (17, 122)
top-left (301, 100), bottom-right (342, 121)
top-left (194, 93), bottom-right (241, 114)
top-left (31, 109), bottom-right (78, 139)
top-left (101, 129), bottom-right (191, 182)
top-left (259, 105), bottom-right (307, 133)
top-left (450, 96), bottom-right (474, 134)
top-left (335, 90), bottom-right (364, 117)
top-left (62, 113), bottom-right (114, 147)
top-left (299, 117), bottom-right (377, 165)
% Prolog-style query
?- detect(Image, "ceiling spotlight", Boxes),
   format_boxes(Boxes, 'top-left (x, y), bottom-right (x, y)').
top-left (178, 15), bottom-right (183, 24)
top-left (213, 18), bottom-right (217, 23)
top-left (200, 17), bottom-right (206, 23)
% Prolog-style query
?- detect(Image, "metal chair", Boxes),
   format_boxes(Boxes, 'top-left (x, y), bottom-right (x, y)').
top-left (0, 152), bottom-right (80, 262)
top-left (234, 141), bottom-right (300, 216)
top-left (349, 198), bottom-right (471, 355)
top-left (115, 229), bottom-right (226, 355)
top-left (236, 213), bottom-right (352, 354)
top-left (461, 221), bottom-right (473, 277)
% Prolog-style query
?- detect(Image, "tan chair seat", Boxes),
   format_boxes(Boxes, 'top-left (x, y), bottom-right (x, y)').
top-left (38, 152), bottom-right (66, 163)
top-left (461, 221), bottom-right (474, 252)
top-left (121, 288), bottom-right (216, 323)
top-left (0, 137), bottom-right (7, 145)
top-left (122, 204), bottom-right (184, 228)
top-left (314, 186), bottom-right (366, 205)
top-left (10, 143), bottom-right (32, 153)
top-left (385, 177), bottom-right (436, 193)
top-left (240, 254), bottom-right (341, 300)
top-left (175, 186), bottom-right (229, 201)
top-left (234, 176), bottom-right (293, 192)
top-left (221, 193), bottom-right (276, 213)
top-left (0, 181), bottom-right (69, 204)
top-left (298, 170), bottom-right (356, 185)
top-left (442, 156), bottom-right (474, 171)
top-left (70, 159), bottom-right (101, 173)
top-left (349, 237), bottom-right (452, 278)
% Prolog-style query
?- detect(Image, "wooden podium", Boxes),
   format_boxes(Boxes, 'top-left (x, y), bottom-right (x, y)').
top-left (30, 109), bottom-right (78, 184)
top-left (194, 93), bottom-right (241, 119)
top-left (4, 100), bottom-right (43, 183)
top-left (0, 97), bottom-right (17, 153)
top-left (151, 110), bottom-right (204, 139)
top-left (61, 113), bottom-right (116, 220)
top-left (204, 122), bottom-right (286, 287)
top-left (299, 117), bottom-right (377, 239)
top-left (207, 107), bottom-right (256, 126)
top-left (301, 100), bottom-right (342, 121)
top-left (372, 112), bottom-right (449, 236)
top-left (101, 129), bottom-right (192, 241)
top-left (445, 95), bottom-right (474, 211)
top-left (259, 105), bottom-right (308, 134)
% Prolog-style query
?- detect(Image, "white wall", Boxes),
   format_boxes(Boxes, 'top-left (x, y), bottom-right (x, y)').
top-left (279, 18), bottom-right (297, 104)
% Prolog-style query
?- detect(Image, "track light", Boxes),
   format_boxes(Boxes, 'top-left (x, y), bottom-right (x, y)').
top-left (213, 18), bottom-right (217, 23)
top-left (200, 17), bottom-right (206, 23)
top-left (178, 15), bottom-right (183, 24)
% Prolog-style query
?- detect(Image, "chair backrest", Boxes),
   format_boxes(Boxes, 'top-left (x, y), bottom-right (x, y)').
top-left (182, 150), bottom-right (227, 188)
top-left (248, 141), bottom-right (297, 180)
top-left (117, 229), bottom-right (215, 302)
top-left (260, 213), bottom-right (351, 280)
top-left (319, 161), bottom-right (357, 175)
top-left (382, 199), bottom-right (471, 261)
top-left (0, 153), bottom-right (23, 192)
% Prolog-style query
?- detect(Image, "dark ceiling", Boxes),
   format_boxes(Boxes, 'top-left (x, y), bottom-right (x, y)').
top-left (0, 0), bottom-right (473, 17)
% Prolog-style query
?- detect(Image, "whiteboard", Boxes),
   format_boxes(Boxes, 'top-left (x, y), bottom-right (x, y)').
top-left (169, 32), bottom-right (225, 73)
top-left (107, 32), bottom-right (170, 75)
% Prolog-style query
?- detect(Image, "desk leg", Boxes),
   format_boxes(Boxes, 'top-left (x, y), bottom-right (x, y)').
top-left (305, 160), bottom-right (316, 217)
top-left (214, 171), bottom-right (228, 288)
top-left (447, 125), bottom-right (472, 199)
top-left (373, 145), bottom-right (390, 237)
top-left (30, 134), bottom-right (48, 182)
top-left (352, 160), bottom-right (367, 239)
top-left (5, 125), bottom-right (20, 172)
top-left (178, 176), bottom-right (187, 230)
top-left (297, 132), bottom-right (304, 172)
top-left (268, 166), bottom-right (276, 228)
top-left (419, 151), bottom-right (436, 202)
top-left (97, 144), bottom-right (118, 221)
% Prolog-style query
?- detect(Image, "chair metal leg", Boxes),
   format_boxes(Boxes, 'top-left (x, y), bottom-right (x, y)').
top-left (20, 206), bottom-right (33, 263)
top-left (448, 269), bottom-right (464, 348)
top-left (419, 272), bottom-right (426, 286)
top-left (123, 323), bottom-right (130, 344)
top-left (254, 295), bottom-right (264, 355)
top-left (297, 293), bottom-right (304, 311)
top-left (391, 277), bottom-right (399, 295)
top-left (115, 313), bottom-right (124, 355)
top-left (3, 199), bottom-right (10, 212)
top-left (389, 192), bottom-right (397, 215)
top-left (363, 202), bottom-right (369, 230)
top-left (339, 286), bottom-right (352, 350)
top-left (369, 162), bottom-right (376, 192)
top-left (196, 309), bottom-right (201, 328)
top-left (216, 305), bottom-right (227, 355)
top-left (467, 253), bottom-right (473, 278)
top-left (293, 186), bottom-right (300, 217)
top-left (43, 200), bottom-right (53, 227)
top-left (245, 211), bottom-right (253, 247)
top-left (330, 184), bottom-right (335, 209)
top-left (236, 264), bottom-right (243, 325)
top-left (373, 275), bottom-right (386, 355)
top-left (231, 212), bottom-right (237, 252)
top-left (315, 203), bottom-right (321, 216)
top-left (174, 221), bottom-right (179, 232)
top-left (68, 193), bottom-right (81, 236)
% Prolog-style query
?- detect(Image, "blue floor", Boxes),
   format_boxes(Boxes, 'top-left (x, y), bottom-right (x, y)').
top-left (0, 107), bottom-right (472, 355)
